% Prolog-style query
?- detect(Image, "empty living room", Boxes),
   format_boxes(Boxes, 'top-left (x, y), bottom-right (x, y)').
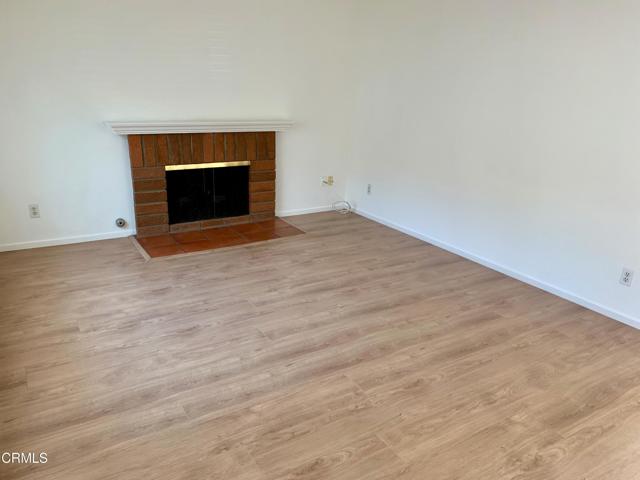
top-left (2, 1), bottom-right (640, 479)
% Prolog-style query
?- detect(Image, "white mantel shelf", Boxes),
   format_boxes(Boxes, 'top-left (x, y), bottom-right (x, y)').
top-left (106, 120), bottom-right (294, 135)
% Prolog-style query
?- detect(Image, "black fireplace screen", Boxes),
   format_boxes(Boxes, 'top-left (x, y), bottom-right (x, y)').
top-left (166, 166), bottom-right (249, 224)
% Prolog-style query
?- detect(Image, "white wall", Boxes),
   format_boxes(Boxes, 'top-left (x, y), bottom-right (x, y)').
top-left (0, 0), bottom-right (354, 250)
top-left (346, 0), bottom-right (640, 324)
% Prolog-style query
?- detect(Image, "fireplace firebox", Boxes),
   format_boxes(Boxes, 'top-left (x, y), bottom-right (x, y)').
top-left (166, 163), bottom-right (249, 224)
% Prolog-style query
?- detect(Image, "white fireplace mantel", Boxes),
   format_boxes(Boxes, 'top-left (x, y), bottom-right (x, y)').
top-left (106, 120), bottom-right (294, 135)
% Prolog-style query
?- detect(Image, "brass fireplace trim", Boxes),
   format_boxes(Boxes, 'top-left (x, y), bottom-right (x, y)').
top-left (165, 161), bottom-right (250, 171)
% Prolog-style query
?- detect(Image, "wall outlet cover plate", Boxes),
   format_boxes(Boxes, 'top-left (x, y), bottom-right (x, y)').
top-left (620, 268), bottom-right (634, 287)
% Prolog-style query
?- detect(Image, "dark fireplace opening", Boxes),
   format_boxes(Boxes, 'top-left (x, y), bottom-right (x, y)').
top-left (166, 165), bottom-right (249, 225)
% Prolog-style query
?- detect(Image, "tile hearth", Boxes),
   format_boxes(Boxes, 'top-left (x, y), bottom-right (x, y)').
top-left (135, 217), bottom-right (303, 258)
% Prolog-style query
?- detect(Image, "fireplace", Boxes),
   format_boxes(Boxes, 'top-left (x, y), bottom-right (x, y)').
top-left (124, 131), bottom-right (277, 237)
top-left (166, 163), bottom-right (250, 224)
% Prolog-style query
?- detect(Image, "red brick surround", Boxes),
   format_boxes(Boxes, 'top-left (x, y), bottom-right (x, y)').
top-left (127, 132), bottom-right (276, 237)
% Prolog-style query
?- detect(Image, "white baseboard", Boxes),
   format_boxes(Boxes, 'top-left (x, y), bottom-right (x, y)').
top-left (0, 229), bottom-right (135, 253)
top-left (356, 208), bottom-right (640, 330)
top-left (277, 205), bottom-right (333, 217)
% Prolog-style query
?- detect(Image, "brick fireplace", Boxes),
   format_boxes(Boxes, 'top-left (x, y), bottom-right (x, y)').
top-left (127, 132), bottom-right (276, 237)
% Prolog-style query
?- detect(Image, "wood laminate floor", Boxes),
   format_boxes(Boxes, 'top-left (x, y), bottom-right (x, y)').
top-left (1, 212), bottom-right (640, 479)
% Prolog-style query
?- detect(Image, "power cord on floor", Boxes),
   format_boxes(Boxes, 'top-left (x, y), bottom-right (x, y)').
top-left (332, 200), bottom-right (353, 215)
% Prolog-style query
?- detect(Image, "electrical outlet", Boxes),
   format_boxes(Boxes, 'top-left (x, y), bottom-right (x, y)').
top-left (367, 184), bottom-right (372, 195)
top-left (620, 268), bottom-right (634, 287)
top-left (28, 204), bottom-right (40, 218)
